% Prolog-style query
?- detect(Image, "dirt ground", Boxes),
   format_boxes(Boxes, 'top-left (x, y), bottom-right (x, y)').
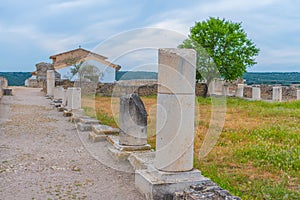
top-left (0, 87), bottom-right (143, 200)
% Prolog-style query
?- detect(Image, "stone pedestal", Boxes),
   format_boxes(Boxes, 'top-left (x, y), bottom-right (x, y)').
top-left (119, 94), bottom-right (147, 146)
top-left (252, 87), bottom-right (261, 100)
top-left (46, 70), bottom-right (55, 97)
top-left (66, 87), bottom-right (81, 110)
top-left (272, 87), bottom-right (282, 102)
top-left (135, 167), bottom-right (209, 200)
top-left (297, 90), bottom-right (300, 100)
top-left (236, 84), bottom-right (244, 98)
top-left (53, 86), bottom-right (64, 100)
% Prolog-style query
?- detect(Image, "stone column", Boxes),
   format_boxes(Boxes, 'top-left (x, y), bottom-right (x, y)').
top-left (297, 90), bottom-right (300, 100)
top-left (66, 87), bottom-right (81, 110)
top-left (272, 87), bottom-right (282, 102)
top-left (208, 80), bottom-right (215, 96)
top-left (252, 87), bottom-right (261, 100)
top-left (154, 48), bottom-right (196, 172)
top-left (53, 86), bottom-right (64, 100)
top-left (119, 93), bottom-right (148, 146)
top-left (236, 84), bottom-right (244, 98)
top-left (222, 84), bottom-right (229, 96)
top-left (46, 70), bottom-right (55, 96)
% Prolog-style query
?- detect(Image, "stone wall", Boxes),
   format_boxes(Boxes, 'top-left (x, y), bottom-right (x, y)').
top-left (0, 77), bottom-right (8, 99)
top-left (242, 85), bottom-right (298, 100)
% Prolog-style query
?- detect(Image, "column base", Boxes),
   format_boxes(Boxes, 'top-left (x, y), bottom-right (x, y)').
top-left (135, 167), bottom-right (209, 200)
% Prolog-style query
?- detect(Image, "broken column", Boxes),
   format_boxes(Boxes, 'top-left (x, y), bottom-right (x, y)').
top-left (135, 48), bottom-right (208, 200)
top-left (46, 70), bottom-right (55, 97)
top-left (297, 90), bottom-right (300, 100)
top-left (119, 93), bottom-right (148, 146)
top-left (107, 93), bottom-right (151, 160)
top-left (272, 87), bottom-right (282, 102)
top-left (252, 86), bottom-right (261, 100)
top-left (236, 84), bottom-right (244, 98)
top-left (66, 87), bottom-right (81, 110)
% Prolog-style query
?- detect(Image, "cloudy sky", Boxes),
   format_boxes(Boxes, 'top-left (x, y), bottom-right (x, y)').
top-left (0, 0), bottom-right (299, 72)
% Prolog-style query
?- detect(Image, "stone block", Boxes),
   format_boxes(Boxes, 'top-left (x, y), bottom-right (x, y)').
top-left (119, 94), bottom-right (148, 146)
top-left (76, 122), bottom-right (94, 131)
top-left (92, 124), bottom-right (119, 135)
top-left (79, 117), bottom-right (100, 124)
top-left (128, 151), bottom-right (155, 170)
top-left (297, 90), bottom-right (300, 100)
top-left (252, 87), bottom-right (261, 100)
top-left (3, 88), bottom-right (12, 96)
top-left (235, 84), bottom-right (244, 98)
top-left (63, 110), bottom-right (72, 117)
top-left (88, 132), bottom-right (108, 142)
top-left (108, 135), bottom-right (151, 152)
top-left (47, 70), bottom-right (55, 96)
top-left (158, 48), bottom-right (196, 94)
top-left (135, 167), bottom-right (209, 200)
top-left (154, 93), bottom-right (194, 172)
top-left (272, 87), bottom-right (282, 102)
top-left (53, 86), bottom-right (64, 100)
top-left (66, 87), bottom-right (81, 110)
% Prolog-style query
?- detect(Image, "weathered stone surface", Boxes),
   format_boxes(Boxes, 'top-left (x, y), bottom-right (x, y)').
top-left (79, 117), bottom-right (100, 124)
top-left (235, 84), bottom-right (244, 98)
top-left (154, 93), bottom-right (195, 172)
top-left (128, 151), bottom-right (155, 170)
top-left (53, 86), bottom-right (64, 100)
top-left (66, 87), bottom-right (81, 110)
top-left (63, 110), bottom-right (72, 117)
top-left (252, 87), bottom-right (261, 100)
top-left (135, 167), bottom-right (209, 200)
top-left (3, 88), bottom-right (12, 96)
top-left (158, 48), bottom-right (196, 94)
top-left (119, 93), bottom-right (147, 146)
top-left (174, 180), bottom-right (241, 200)
top-left (272, 87), bottom-right (282, 102)
top-left (108, 135), bottom-right (151, 152)
top-left (297, 90), bottom-right (300, 100)
top-left (92, 124), bottom-right (119, 135)
top-left (46, 70), bottom-right (55, 96)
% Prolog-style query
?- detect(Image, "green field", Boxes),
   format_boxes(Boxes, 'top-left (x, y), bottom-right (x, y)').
top-left (82, 96), bottom-right (300, 199)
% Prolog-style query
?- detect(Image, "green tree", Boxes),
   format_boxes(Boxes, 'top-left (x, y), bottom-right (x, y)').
top-left (179, 17), bottom-right (259, 96)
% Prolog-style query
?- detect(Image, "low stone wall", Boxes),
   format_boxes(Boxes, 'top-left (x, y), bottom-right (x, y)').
top-left (0, 77), bottom-right (8, 99)
top-left (243, 85), bottom-right (298, 100)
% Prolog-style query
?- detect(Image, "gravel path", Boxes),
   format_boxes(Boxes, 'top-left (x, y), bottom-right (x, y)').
top-left (0, 87), bottom-right (143, 200)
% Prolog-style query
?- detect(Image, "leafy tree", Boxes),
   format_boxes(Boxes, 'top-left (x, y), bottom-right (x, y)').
top-left (179, 17), bottom-right (259, 96)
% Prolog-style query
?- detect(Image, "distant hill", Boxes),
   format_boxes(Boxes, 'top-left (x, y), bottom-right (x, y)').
top-left (0, 72), bottom-right (32, 86)
top-left (243, 72), bottom-right (300, 85)
top-left (116, 71), bottom-right (157, 81)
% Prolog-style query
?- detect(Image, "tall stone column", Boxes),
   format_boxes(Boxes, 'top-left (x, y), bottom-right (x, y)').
top-left (154, 48), bottom-right (196, 172)
top-left (47, 70), bottom-right (55, 96)
top-left (236, 84), bottom-right (244, 98)
top-left (66, 87), bottom-right (81, 110)
top-left (272, 87), bottom-right (282, 102)
top-left (252, 87), bottom-right (261, 100)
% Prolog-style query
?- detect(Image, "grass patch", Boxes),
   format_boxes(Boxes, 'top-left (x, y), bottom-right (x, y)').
top-left (84, 95), bottom-right (300, 199)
